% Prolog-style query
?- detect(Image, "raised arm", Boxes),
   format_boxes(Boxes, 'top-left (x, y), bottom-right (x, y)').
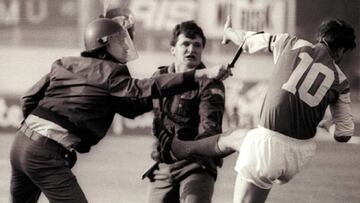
top-left (222, 15), bottom-right (293, 65)
top-left (222, 16), bottom-right (272, 54)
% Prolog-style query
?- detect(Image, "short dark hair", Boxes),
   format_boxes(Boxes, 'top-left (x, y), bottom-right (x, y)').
top-left (170, 20), bottom-right (206, 47)
top-left (316, 19), bottom-right (356, 52)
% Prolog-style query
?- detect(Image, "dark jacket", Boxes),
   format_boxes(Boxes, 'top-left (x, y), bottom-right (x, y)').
top-left (151, 63), bottom-right (225, 179)
top-left (21, 56), bottom-right (198, 152)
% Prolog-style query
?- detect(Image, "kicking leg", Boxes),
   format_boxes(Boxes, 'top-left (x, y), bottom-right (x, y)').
top-left (233, 175), bottom-right (271, 203)
top-left (171, 128), bottom-right (248, 160)
top-left (217, 128), bottom-right (248, 154)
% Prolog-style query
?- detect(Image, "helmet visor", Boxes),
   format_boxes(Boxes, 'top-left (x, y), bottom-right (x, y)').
top-left (112, 15), bottom-right (135, 29)
top-left (106, 27), bottom-right (138, 63)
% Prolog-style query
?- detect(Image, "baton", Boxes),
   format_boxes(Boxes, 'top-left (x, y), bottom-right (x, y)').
top-left (227, 31), bottom-right (265, 69)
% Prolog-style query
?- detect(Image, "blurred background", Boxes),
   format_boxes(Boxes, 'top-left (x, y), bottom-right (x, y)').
top-left (0, 0), bottom-right (359, 138)
top-left (0, 1), bottom-right (359, 202)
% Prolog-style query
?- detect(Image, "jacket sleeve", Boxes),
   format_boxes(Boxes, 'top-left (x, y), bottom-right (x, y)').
top-left (109, 68), bottom-right (198, 99)
top-left (196, 80), bottom-right (225, 139)
top-left (112, 97), bottom-right (153, 119)
top-left (21, 73), bottom-right (50, 118)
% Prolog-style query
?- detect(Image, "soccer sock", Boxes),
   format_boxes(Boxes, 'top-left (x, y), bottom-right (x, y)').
top-left (171, 134), bottom-right (234, 159)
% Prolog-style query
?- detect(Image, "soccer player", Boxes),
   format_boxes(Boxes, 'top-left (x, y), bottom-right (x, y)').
top-left (170, 16), bottom-right (356, 203)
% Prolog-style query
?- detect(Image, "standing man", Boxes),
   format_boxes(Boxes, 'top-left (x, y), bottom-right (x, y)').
top-left (9, 18), bottom-right (228, 203)
top-left (170, 17), bottom-right (357, 203)
top-left (143, 21), bottom-right (226, 203)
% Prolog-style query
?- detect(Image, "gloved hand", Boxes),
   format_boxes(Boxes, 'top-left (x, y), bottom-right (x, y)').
top-left (75, 141), bottom-right (90, 153)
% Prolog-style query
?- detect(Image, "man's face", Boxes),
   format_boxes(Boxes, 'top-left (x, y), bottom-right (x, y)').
top-left (106, 30), bottom-right (138, 64)
top-left (171, 34), bottom-right (204, 69)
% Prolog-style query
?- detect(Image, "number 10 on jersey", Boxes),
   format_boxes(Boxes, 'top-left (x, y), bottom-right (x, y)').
top-left (282, 52), bottom-right (335, 107)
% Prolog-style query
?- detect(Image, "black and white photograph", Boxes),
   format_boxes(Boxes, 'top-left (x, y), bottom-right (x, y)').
top-left (0, 0), bottom-right (359, 202)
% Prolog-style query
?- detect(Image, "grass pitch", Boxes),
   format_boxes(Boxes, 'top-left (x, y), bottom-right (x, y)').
top-left (1, 132), bottom-right (360, 203)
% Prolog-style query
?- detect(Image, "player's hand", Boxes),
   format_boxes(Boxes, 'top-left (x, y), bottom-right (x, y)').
top-left (318, 119), bottom-right (351, 142)
top-left (222, 15), bottom-right (246, 46)
top-left (221, 15), bottom-right (232, 45)
top-left (195, 64), bottom-right (232, 81)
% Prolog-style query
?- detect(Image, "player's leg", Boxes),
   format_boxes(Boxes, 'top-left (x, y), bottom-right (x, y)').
top-left (233, 175), bottom-right (270, 203)
top-left (171, 128), bottom-right (247, 159)
top-left (179, 172), bottom-right (215, 203)
top-left (217, 128), bottom-right (249, 154)
top-left (233, 127), bottom-right (277, 203)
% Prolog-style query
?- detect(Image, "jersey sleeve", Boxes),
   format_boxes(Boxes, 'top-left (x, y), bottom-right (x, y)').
top-left (330, 93), bottom-right (354, 138)
top-left (269, 33), bottom-right (292, 63)
top-left (329, 67), bottom-right (354, 137)
top-left (242, 31), bottom-right (272, 53)
top-left (241, 31), bottom-right (292, 65)
top-left (330, 93), bottom-right (354, 137)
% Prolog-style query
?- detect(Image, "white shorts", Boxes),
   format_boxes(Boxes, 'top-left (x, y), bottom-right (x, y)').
top-left (234, 126), bottom-right (317, 189)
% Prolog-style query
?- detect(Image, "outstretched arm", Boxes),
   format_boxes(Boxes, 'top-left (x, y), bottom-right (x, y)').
top-left (109, 64), bottom-right (229, 99)
top-left (222, 16), bottom-right (272, 54)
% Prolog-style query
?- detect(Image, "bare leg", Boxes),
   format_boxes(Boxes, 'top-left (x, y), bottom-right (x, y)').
top-left (233, 175), bottom-right (270, 203)
top-left (217, 128), bottom-right (249, 153)
top-left (171, 128), bottom-right (249, 160)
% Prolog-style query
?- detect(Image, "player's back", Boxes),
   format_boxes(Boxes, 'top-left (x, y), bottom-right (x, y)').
top-left (259, 36), bottom-right (349, 139)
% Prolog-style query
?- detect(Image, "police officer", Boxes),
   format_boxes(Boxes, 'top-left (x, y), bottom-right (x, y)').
top-left (144, 21), bottom-right (226, 203)
top-left (9, 18), bottom-right (228, 203)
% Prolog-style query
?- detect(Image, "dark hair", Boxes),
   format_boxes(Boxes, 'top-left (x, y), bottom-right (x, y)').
top-left (170, 20), bottom-right (206, 47)
top-left (316, 19), bottom-right (356, 52)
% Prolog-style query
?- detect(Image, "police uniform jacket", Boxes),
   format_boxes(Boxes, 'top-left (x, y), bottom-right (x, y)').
top-left (152, 63), bottom-right (225, 178)
top-left (21, 55), bottom-right (199, 152)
